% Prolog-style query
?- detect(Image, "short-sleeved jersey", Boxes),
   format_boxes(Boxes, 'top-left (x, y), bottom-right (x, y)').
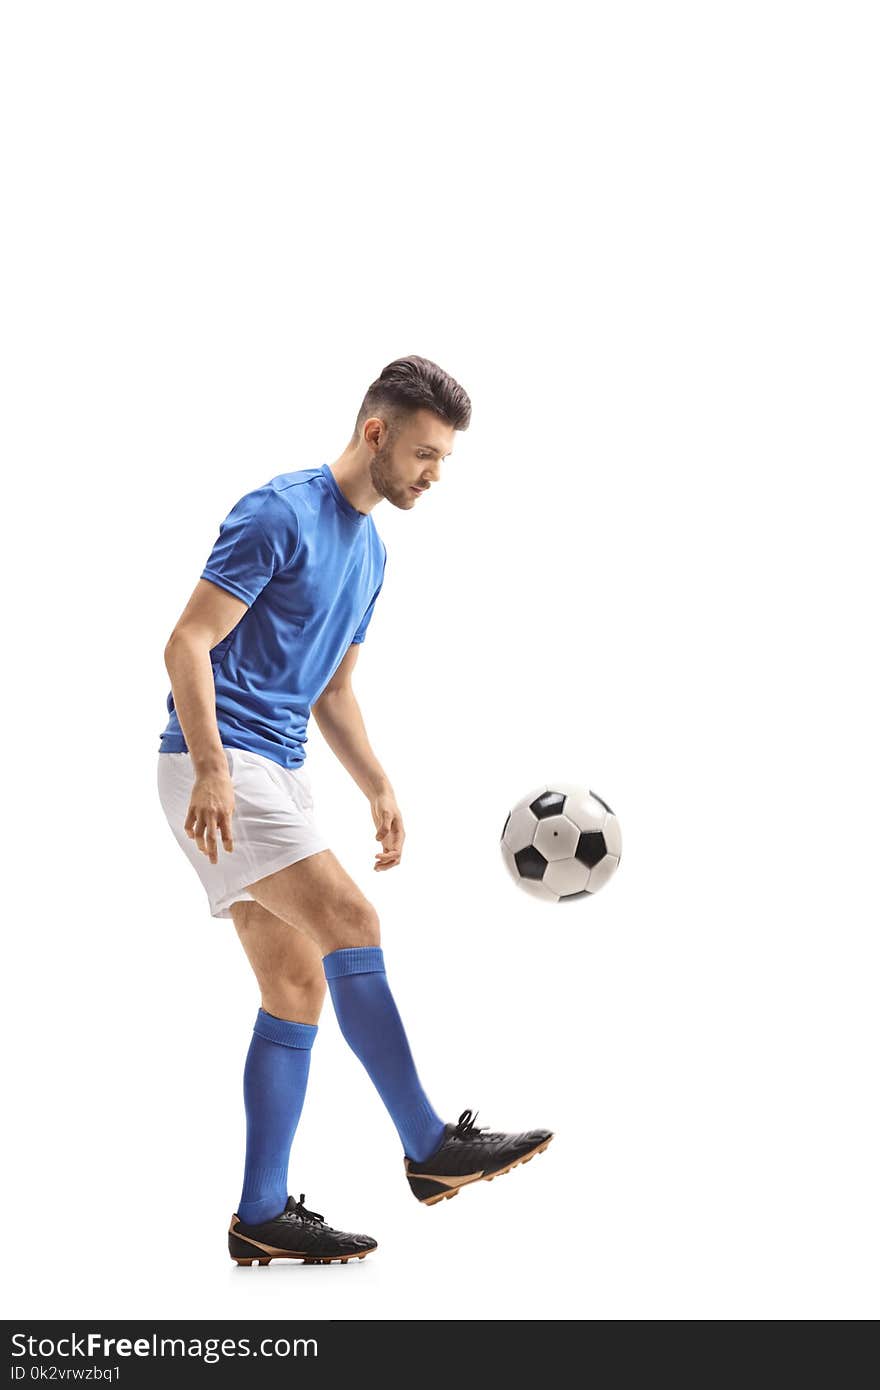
top-left (158, 463), bottom-right (386, 769)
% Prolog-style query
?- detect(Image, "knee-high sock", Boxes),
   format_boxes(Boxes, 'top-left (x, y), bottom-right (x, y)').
top-left (323, 946), bottom-right (445, 1162)
top-left (237, 1009), bottom-right (317, 1225)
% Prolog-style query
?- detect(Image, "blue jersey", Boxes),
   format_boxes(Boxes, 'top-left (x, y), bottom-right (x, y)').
top-left (159, 464), bottom-right (386, 769)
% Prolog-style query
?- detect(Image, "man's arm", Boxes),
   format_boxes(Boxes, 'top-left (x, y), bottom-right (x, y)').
top-left (163, 577), bottom-right (249, 861)
top-left (311, 644), bottom-right (393, 799)
top-left (312, 646), bottom-right (405, 870)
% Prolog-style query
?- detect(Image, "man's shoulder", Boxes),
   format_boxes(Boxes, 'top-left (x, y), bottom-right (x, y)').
top-left (267, 466), bottom-right (325, 494)
top-left (227, 469), bottom-right (323, 529)
top-left (225, 468), bottom-right (321, 510)
top-left (240, 468), bottom-right (319, 511)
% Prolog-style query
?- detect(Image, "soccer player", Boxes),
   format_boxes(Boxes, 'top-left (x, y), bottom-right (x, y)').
top-left (157, 355), bottom-right (553, 1266)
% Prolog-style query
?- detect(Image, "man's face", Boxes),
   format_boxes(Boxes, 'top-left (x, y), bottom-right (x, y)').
top-left (368, 409), bottom-right (455, 510)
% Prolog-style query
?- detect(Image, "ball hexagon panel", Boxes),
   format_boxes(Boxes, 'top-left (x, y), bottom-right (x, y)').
top-left (502, 804), bottom-right (539, 854)
top-left (533, 813), bottom-right (581, 862)
top-left (602, 814), bottom-right (622, 859)
top-left (543, 856), bottom-right (590, 897)
top-left (586, 854), bottom-right (619, 893)
top-left (563, 792), bottom-right (607, 835)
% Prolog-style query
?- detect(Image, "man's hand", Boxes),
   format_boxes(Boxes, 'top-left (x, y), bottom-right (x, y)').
top-left (185, 769), bottom-right (236, 865)
top-left (371, 790), bottom-right (405, 871)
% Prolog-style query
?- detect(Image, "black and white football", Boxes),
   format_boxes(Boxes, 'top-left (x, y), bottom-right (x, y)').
top-left (500, 784), bottom-right (622, 902)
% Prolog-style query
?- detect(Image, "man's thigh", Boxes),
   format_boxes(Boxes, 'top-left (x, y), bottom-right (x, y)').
top-left (229, 899), bottom-right (326, 997)
top-left (242, 846), bottom-right (380, 953)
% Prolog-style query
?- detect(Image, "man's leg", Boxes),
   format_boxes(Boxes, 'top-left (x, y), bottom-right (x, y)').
top-left (231, 897), bottom-right (326, 1025)
top-left (241, 848), bottom-right (552, 1208)
top-left (244, 848), bottom-right (446, 1162)
top-left (229, 900), bottom-right (325, 1223)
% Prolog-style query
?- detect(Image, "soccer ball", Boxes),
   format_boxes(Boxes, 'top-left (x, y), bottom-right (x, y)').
top-left (500, 784), bottom-right (622, 902)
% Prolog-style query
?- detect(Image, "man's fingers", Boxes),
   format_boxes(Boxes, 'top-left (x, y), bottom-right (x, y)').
top-left (185, 804), bottom-right (234, 856)
top-left (202, 815), bottom-right (220, 864)
top-left (218, 812), bottom-right (235, 853)
top-left (376, 820), bottom-right (404, 846)
top-left (191, 814), bottom-right (219, 863)
top-left (373, 806), bottom-right (404, 866)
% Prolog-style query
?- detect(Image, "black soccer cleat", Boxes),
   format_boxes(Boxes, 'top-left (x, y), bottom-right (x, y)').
top-left (404, 1109), bottom-right (554, 1205)
top-left (228, 1193), bottom-right (378, 1265)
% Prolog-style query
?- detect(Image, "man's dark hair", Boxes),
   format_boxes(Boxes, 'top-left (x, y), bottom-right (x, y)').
top-left (351, 355), bottom-right (471, 446)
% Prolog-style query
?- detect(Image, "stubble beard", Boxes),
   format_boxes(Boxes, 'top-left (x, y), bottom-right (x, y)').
top-left (369, 440), bottom-right (412, 510)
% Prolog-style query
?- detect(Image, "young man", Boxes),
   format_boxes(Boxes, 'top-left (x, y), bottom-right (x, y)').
top-left (157, 355), bottom-right (553, 1266)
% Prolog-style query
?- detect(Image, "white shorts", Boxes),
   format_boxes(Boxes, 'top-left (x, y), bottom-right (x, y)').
top-left (157, 746), bottom-right (330, 919)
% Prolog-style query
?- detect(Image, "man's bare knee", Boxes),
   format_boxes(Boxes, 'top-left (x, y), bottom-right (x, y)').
top-left (246, 851), bottom-right (382, 954)
top-left (230, 897), bottom-right (330, 1025)
top-left (326, 897), bottom-right (381, 952)
top-left (261, 970), bottom-right (326, 1025)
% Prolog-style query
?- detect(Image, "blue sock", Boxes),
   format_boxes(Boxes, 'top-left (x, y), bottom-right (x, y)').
top-left (323, 946), bottom-right (446, 1162)
top-left (237, 1009), bottom-right (317, 1225)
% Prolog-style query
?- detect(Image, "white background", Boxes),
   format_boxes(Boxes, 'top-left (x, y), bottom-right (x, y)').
top-left (2, 1), bottom-right (878, 1322)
